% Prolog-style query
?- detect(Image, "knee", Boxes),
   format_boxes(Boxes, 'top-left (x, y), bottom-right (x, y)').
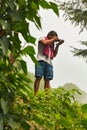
top-left (35, 77), bottom-right (42, 82)
top-left (44, 79), bottom-right (50, 83)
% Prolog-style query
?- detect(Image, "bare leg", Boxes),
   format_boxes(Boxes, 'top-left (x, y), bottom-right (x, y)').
top-left (34, 77), bottom-right (41, 96)
top-left (44, 79), bottom-right (50, 91)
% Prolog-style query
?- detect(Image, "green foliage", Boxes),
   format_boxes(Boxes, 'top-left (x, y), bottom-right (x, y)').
top-left (59, 0), bottom-right (87, 60)
top-left (71, 41), bottom-right (87, 59)
top-left (29, 88), bottom-right (87, 130)
top-left (59, 0), bottom-right (87, 32)
top-left (0, 0), bottom-right (59, 129)
top-left (1, 0), bottom-right (87, 129)
top-left (61, 83), bottom-right (87, 104)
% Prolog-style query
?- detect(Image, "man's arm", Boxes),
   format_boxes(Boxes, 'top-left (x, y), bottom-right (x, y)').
top-left (54, 39), bottom-right (64, 57)
top-left (39, 36), bottom-right (59, 45)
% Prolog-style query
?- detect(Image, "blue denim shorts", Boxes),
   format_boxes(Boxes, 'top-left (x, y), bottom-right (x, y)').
top-left (35, 60), bottom-right (53, 80)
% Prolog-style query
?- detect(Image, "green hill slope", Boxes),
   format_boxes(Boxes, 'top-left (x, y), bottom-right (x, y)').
top-left (60, 83), bottom-right (87, 104)
top-left (28, 72), bottom-right (87, 104)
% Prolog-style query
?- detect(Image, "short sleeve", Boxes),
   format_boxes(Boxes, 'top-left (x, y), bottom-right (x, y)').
top-left (38, 37), bottom-right (45, 42)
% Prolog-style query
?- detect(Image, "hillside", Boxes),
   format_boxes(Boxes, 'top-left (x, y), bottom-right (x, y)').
top-left (60, 83), bottom-right (87, 104)
top-left (28, 72), bottom-right (87, 104)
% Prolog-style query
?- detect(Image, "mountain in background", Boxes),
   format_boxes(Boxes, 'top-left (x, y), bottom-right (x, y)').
top-left (60, 83), bottom-right (87, 104)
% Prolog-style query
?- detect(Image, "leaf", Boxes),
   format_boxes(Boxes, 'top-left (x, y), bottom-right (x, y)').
top-left (29, 54), bottom-right (38, 65)
top-left (1, 98), bottom-right (9, 115)
top-left (0, 36), bottom-right (9, 55)
top-left (33, 15), bottom-right (42, 29)
top-left (22, 46), bottom-right (35, 55)
top-left (81, 104), bottom-right (87, 113)
top-left (31, 1), bottom-right (38, 10)
top-left (11, 10), bottom-right (22, 22)
top-left (20, 60), bottom-right (27, 74)
top-left (0, 19), bottom-right (7, 29)
top-left (7, 0), bottom-right (16, 10)
top-left (13, 21), bottom-right (29, 37)
top-left (17, 0), bottom-right (25, 7)
top-left (25, 35), bottom-right (36, 44)
top-left (18, 73), bottom-right (31, 83)
top-left (81, 119), bottom-right (87, 128)
top-left (12, 33), bottom-right (21, 50)
top-left (49, 2), bottom-right (59, 16)
top-left (39, 0), bottom-right (50, 9)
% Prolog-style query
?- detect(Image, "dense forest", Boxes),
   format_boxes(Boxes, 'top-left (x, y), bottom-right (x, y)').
top-left (0, 0), bottom-right (87, 129)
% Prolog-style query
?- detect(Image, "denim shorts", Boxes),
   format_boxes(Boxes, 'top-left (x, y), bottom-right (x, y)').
top-left (35, 60), bottom-right (53, 80)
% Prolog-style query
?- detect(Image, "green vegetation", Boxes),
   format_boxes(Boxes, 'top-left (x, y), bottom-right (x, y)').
top-left (1, 86), bottom-right (87, 130)
top-left (59, 0), bottom-right (87, 60)
top-left (0, 0), bottom-right (87, 129)
top-left (30, 88), bottom-right (87, 130)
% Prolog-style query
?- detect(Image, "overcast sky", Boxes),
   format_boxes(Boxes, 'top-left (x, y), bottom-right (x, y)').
top-left (24, 8), bottom-right (87, 92)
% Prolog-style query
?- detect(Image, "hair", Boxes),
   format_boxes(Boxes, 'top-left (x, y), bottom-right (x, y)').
top-left (47, 30), bottom-right (58, 38)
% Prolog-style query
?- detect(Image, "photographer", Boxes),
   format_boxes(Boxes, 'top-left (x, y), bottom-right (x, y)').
top-left (34, 30), bottom-right (64, 95)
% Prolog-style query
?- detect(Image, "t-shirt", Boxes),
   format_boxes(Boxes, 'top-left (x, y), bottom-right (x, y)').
top-left (37, 37), bottom-right (53, 65)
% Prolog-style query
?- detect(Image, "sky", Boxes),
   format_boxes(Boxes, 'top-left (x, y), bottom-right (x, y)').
top-left (24, 7), bottom-right (87, 92)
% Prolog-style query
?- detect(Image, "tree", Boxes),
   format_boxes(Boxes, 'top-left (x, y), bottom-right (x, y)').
top-left (58, 0), bottom-right (87, 60)
top-left (0, 0), bottom-right (59, 66)
top-left (0, 0), bottom-right (59, 129)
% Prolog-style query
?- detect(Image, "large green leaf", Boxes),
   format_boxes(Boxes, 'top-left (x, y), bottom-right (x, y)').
top-left (39, 0), bottom-right (50, 9)
top-left (23, 35), bottom-right (36, 44)
top-left (49, 2), bottom-right (59, 16)
top-left (0, 19), bottom-right (7, 29)
top-left (39, 1), bottom-right (59, 16)
top-left (0, 36), bottom-right (9, 55)
top-left (1, 98), bottom-right (9, 115)
top-left (33, 15), bottom-right (42, 29)
top-left (22, 46), bottom-right (35, 55)
top-left (31, 1), bottom-right (38, 10)
top-left (20, 60), bottom-right (27, 74)
top-left (18, 73), bottom-right (31, 83)
top-left (12, 33), bottom-right (21, 50)
top-left (29, 54), bottom-right (38, 65)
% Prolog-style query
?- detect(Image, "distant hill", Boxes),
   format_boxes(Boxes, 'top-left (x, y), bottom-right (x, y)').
top-left (59, 83), bottom-right (87, 104)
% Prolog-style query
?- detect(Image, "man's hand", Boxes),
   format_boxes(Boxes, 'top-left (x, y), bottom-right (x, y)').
top-left (58, 39), bottom-right (64, 45)
top-left (53, 36), bottom-right (60, 41)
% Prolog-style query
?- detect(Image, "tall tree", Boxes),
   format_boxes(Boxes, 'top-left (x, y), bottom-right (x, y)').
top-left (0, 0), bottom-right (59, 129)
top-left (0, 0), bottom-right (59, 67)
top-left (58, 0), bottom-right (87, 60)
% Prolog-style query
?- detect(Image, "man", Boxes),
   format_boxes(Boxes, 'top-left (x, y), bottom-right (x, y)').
top-left (34, 30), bottom-right (64, 95)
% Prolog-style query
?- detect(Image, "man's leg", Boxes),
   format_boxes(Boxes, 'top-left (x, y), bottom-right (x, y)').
top-left (44, 63), bottom-right (53, 91)
top-left (34, 77), bottom-right (41, 96)
top-left (44, 79), bottom-right (50, 90)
